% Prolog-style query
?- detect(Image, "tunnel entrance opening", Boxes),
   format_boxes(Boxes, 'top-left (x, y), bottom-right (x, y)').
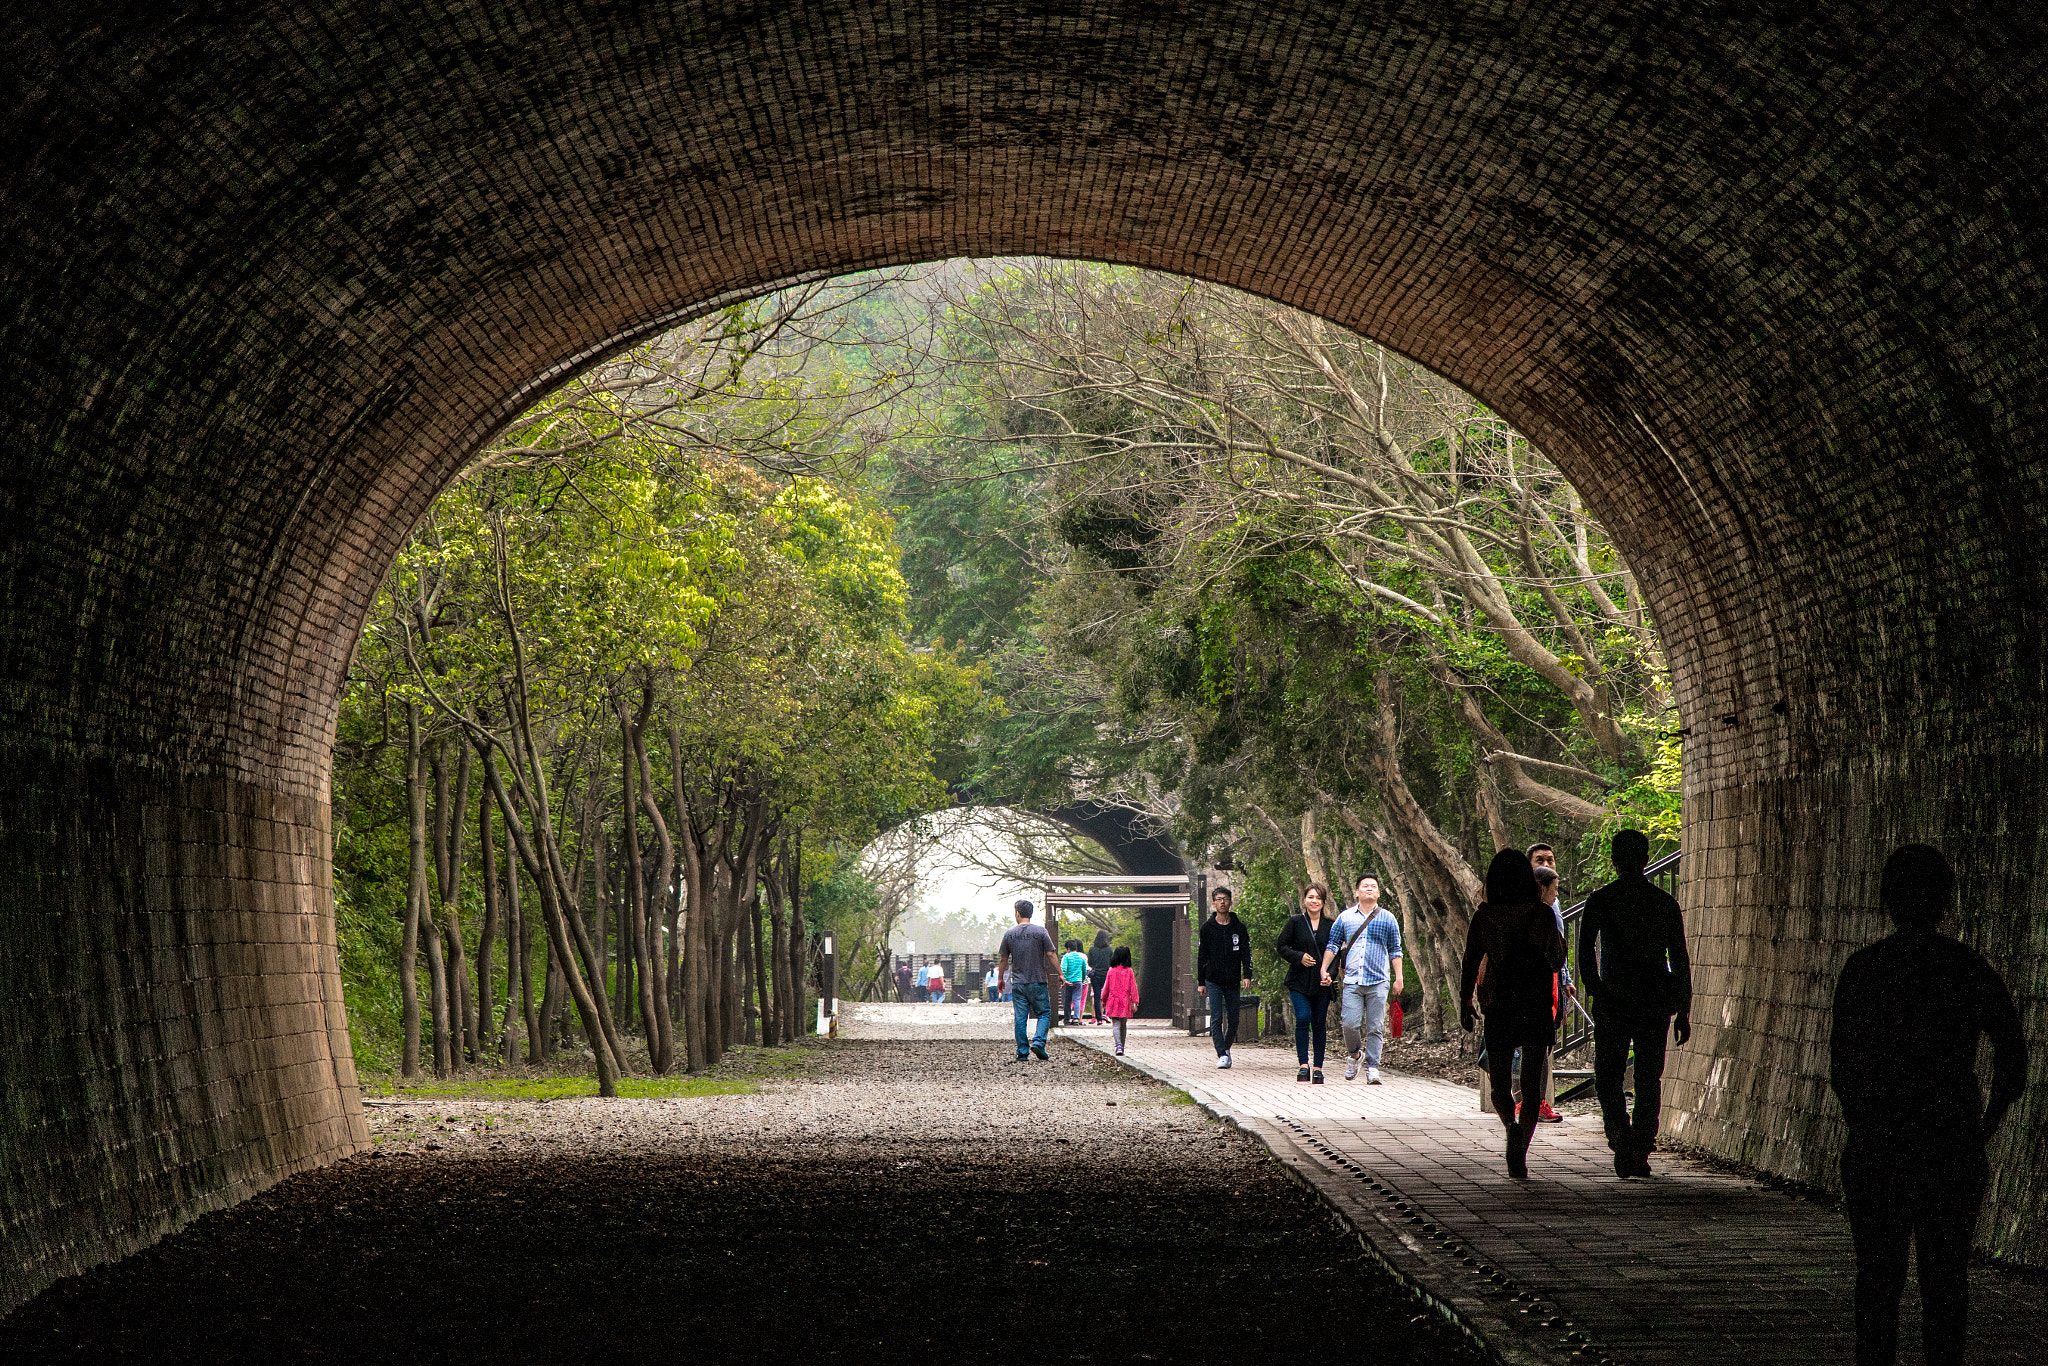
top-left (860, 802), bottom-right (1191, 1023)
top-left (7, 0), bottom-right (2048, 1313)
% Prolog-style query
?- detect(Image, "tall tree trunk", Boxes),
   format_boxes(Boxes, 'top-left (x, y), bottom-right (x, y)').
top-left (421, 896), bottom-right (452, 1078)
top-left (741, 908), bottom-right (759, 1046)
top-left (487, 567), bottom-right (631, 1078)
top-left (764, 856), bottom-right (791, 1047)
top-left (617, 704), bottom-right (653, 1055)
top-left (629, 691), bottom-right (676, 1073)
top-left (537, 932), bottom-right (561, 1062)
top-left (512, 861), bottom-right (539, 1062)
top-left (401, 706), bottom-right (426, 1077)
top-left (1368, 669), bottom-right (1482, 933)
top-left (478, 743), bottom-right (620, 1096)
top-left (709, 866), bottom-right (734, 1058)
top-left (477, 791), bottom-right (499, 1058)
top-left (596, 823), bottom-right (624, 1029)
top-left (1336, 799), bottom-right (1460, 1046)
top-left (785, 834), bottom-right (807, 1035)
top-left (413, 726), bottom-right (451, 1077)
top-left (1300, 807), bottom-right (1333, 891)
top-left (1372, 834), bottom-right (1449, 1043)
top-left (751, 882), bottom-right (773, 1046)
top-left (727, 790), bottom-right (769, 1054)
top-left (431, 743), bottom-right (474, 1069)
top-left (674, 739), bottom-right (710, 1073)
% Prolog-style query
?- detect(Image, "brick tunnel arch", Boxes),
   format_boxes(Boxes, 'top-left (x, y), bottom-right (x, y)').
top-left (6, 0), bottom-right (2048, 1308)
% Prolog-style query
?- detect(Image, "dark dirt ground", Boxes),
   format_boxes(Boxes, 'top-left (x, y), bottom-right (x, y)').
top-left (3, 1039), bottom-right (1487, 1365)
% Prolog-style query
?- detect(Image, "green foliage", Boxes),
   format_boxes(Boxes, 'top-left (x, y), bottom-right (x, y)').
top-left (1232, 850), bottom-right (1304, 1019)
top-left (331, 280), bottom-right (992, 1071)
top-left (1581, 729), bottom-right (1682, 883)
top-left (334, 872), bottom-right (404, 1072)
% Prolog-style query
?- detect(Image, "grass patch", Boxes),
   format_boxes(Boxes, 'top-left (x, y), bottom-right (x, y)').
top-left (1163, 1087), bottom-right (1196, 1105)
top-left (358, 1041), bottom-right (819, 1102)
top-left (365, 1074), bottom-right (760, 1101)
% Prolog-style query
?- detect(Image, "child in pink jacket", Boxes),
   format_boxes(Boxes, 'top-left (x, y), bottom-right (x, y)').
top-left (1101, 946), bottom-right (1140, 1054)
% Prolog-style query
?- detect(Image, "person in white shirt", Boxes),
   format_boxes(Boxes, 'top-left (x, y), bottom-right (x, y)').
top-left (1320, 874), bottom-right (1403, 1083)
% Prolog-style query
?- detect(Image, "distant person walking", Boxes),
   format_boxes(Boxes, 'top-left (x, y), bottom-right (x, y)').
top-left (1320, 873), bottom-right (1402, 1083)
top-left (1101, 946), bottom-right (1140, 1055)
top-left (895, 961), bottom-right (915, 1002)
top-left (984, 963), bottom-right (1000, 1003)
top-left (1460, 849), bottom-right (1566, 1178)
top-left (1278, 883), bottom-right (1338, 1083)
top-left (927, 963), bottom-right (947, 1004)
top-left (1060, 940), bottom-right (1089, 1024)
top-left (1581, 829), bottom-right (1691, 1177)
top-left (1529, 864), bottom-right (1570, 1123)
top-left (1087, 929), bottom-right (1113, 1024)
top-left (1832, 844), bottom-right (2026, 1366)
top-left (1197, 887), bottom-right (1255, 1069)
top-left (999, 900), bottom-right (1058, 1062)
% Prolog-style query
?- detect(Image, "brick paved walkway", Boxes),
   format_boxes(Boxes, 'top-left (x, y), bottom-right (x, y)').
top-left (1065, 1021), bottom-right (2045, 1365)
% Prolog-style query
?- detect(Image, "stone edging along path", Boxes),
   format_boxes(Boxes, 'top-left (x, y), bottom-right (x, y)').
top-left (1064, 1022), bottom-right (2048, 1366)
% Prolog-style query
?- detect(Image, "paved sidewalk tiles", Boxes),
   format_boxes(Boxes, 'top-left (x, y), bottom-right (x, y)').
top-left (1070, 1022), bottom-right (2045, 1365)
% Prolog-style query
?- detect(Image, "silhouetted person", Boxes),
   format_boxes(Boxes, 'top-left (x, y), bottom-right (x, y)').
top-left (1581, 828), bottom-right (1690, 1177)
top-left (1831, 844), bottom-right (2026, 1366)
top-left (1460, 849), bottom-right (1565, 1178)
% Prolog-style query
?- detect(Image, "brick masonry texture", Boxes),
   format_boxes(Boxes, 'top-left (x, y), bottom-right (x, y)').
top-left (1090, 1026), bottom-right (2048, 1365)
top-left (2, 0), bottom-right (2046, 1311)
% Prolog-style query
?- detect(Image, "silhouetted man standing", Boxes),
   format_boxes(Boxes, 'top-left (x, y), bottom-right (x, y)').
top-left (1831, 844), bottom-right (2025, 1366)
top-left (1581, 828), bottom-right (1690, 1177)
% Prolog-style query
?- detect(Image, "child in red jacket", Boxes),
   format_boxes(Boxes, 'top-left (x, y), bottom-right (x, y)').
top-left (1100, 946), bottom-right (1140, 1054)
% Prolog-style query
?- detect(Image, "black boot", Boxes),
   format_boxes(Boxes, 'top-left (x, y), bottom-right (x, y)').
top-left (1505, 1122), bottom-right (1529, 1178)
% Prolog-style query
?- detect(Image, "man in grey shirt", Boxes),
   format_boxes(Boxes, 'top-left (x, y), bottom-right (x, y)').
top-left (998, 899), bottom-right (1059, 1061)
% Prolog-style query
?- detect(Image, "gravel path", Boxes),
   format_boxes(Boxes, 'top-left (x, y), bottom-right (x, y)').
top-left (4, 1035), bottom-right (1487, 1364)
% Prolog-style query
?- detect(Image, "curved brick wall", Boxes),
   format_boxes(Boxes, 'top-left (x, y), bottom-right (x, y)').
top-left (4, 0), bottom-right (2046, 1307)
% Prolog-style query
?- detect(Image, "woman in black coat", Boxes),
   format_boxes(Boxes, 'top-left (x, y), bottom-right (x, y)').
top-left (1276, 883), bottom-right (1339, 1083)
top-left (1459, 849), bottom-right (1567, 1177)
top-left (1086, 928), bottom-right (1113, 1024)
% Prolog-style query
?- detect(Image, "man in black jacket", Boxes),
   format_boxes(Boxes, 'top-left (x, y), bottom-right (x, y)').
top-left (1196, 887), bottom-right (1256, 1069)
top-left (1581, 828), bottom-right (1691, 1177)
top-left (1832, 844), bottom-right (2025, 1366)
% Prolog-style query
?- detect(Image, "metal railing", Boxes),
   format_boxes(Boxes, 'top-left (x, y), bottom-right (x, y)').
top-left (1554, 849), bottom-right (1681, 1060)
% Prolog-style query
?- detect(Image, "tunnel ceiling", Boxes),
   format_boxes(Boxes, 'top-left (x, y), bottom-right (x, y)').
top-left (2, 0), bottom-right (2042, 801)
top-left (7, 0), bottom-right (2048, 1308)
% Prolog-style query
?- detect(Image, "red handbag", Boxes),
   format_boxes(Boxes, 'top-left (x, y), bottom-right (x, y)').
top-left (1390, 1001), bottom-right (1404, 1038)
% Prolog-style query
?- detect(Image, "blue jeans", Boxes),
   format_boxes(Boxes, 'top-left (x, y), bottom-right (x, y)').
top-left (928, 988), bottom-right (945, 1003)
top-left (1012, 981), bottom-right (1052, 1056)
top-left (1340, 982), bottom-right (1389, 1065)
top-left (1289, 987), bottom-right (1331, 1068)
top-left (1206, 984), bottom-right (1242, 1056)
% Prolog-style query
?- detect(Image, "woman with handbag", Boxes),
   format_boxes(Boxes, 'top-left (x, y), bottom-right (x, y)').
top-left (1459, 849), bottom-right (1567, 1177)
top-left (1276, 883), bottom-right (1339, 1083)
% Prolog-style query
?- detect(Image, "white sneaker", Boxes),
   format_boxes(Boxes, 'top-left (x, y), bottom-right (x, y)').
top-left (1217, 1053), bottom-right (1232, 1069)
top-left (1366, 1066), bottom-right (1382, 1085)
top-left (1343, 1055), bottom-right (1359, 1081)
